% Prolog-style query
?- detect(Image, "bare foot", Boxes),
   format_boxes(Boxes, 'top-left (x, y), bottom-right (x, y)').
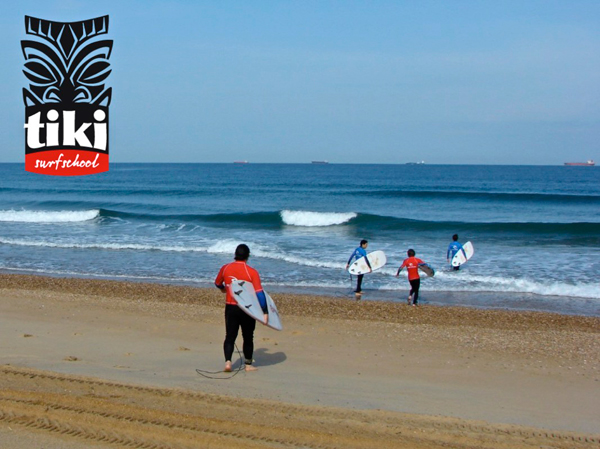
top-left (245, 364), bottom-right (258, 372)
top-left (224, 361), bottom-right (232, 372)
top-left (407, 295), bottom-right (412, 305)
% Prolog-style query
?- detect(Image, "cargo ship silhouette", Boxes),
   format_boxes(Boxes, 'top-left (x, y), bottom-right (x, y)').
top-left (564, 160), bottom-right (595, 166)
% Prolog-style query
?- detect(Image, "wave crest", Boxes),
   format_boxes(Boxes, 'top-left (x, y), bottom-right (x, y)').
top-left (280, 210), bottom-right (356, 227)
top-left (0, 210), bottom-right (100, 223)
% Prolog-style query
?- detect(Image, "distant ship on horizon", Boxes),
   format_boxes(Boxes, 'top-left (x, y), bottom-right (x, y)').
top-left (564, 160), bottom-right (595, 166)
top-left (311, 160), bottom-right (329, 164)
top-left (233, 160), bottom-right (249, 164)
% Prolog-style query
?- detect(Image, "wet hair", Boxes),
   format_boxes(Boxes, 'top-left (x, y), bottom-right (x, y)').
top-left (234, 244), bottom-right (250, 261)
top-left (452, 234), bottom-right (459, 241)
top-left (360, 239), bottom-right (368, 246)
top-left (407, 249), bottom-right (415, 257)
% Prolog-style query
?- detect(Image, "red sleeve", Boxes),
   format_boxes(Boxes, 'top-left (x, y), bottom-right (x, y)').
top-left (400, 259), bottom-right (408, 269)
top-left (215, 265), bottom-right (225, 286)
top-left (250, 267), bottom-right (263, 293)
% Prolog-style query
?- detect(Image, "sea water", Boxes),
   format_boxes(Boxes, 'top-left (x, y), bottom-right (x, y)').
top-left (0, 163), bottom-right (598, 316)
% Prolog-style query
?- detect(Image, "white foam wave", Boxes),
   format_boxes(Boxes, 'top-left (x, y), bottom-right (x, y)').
top-left (257, 250), bottom-right (343, 270)
top-left (0, 232), bottom-right (337, 279)
top-left (0, 236), bottom-right (355, 271)
top-left (452, 274), bottom-right (600, 299)
top-left (0, 238), bottom-right (279, 259)
top-left (203, 240), bottom-right (342, 268)
top-left (376, 272), bottom-right (600, 300)
top-left (203, 239), bottom-right (344, 269)
top-left (350, 276), bottom-right (600, 300)
top-left (0, 209), bottom-right (99, 223)
top-left (280, 210), bottom-right (356, 227)
top-left (0, 265), bottom-right (203, 284)
top-left (0, 238), bottom-right (205, 253)
top-left (206, 239), bottom-right (244, 254)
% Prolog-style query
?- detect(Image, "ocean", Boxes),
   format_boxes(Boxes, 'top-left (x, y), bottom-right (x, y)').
top-left (0, 163), bottom-right (598, 316)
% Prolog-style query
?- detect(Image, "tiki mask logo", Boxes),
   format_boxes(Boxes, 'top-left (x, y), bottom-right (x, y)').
top-left (22, 16), bottom-right (112, 176)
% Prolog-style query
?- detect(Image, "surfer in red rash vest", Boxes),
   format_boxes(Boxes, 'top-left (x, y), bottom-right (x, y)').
top-left (215, 244), bottom-right (268, 372)
top-left (396, 249), bottom-right (426, 306)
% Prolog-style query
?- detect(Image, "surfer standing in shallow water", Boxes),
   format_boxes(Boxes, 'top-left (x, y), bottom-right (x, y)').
top-left (396, 249), bottom-right (426, 306)
top-left (346, 239), bottom-right (372, 299)
top-left (215, 244), bottom-right (268, 372)
top-left (447, 234), bottom-right (466, 271)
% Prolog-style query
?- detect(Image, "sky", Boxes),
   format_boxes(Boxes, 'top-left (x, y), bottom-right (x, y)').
top-left (1, 0), bottom-right (599, 164)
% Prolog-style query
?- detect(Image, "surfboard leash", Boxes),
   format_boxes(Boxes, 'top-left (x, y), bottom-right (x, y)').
top-left (345, 273), bottom-right (360, 298)
top-left (195, 344), bottom-right (245, 380)
top-left (323, 274), bottom-right (358, 299)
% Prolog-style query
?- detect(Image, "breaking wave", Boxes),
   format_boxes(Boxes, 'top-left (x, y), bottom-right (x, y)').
top-left (0, 209), bottom-right (100, 223)
top-left (280, 210), bottom-right (357, 227)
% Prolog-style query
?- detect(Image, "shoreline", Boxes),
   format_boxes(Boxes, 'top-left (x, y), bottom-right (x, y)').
top-left (2, 270), bottom-right (598, 317)
top-left (0, 272), bottom-right (598, 447)
top-left (0, 273), bottom-right (599, 329)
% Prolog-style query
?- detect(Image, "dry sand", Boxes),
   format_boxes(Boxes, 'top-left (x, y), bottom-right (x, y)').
top-left (0, 274), bottom-right (598, 448)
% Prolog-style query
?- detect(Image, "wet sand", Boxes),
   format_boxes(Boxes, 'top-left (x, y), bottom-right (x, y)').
top-left (0, 274), bottom-right (598, 448)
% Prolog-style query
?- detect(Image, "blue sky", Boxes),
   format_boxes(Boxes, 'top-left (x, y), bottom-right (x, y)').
top-left (1, 0), bottom-right (599, 164)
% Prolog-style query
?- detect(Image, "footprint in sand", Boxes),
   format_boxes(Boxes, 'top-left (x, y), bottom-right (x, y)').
top-left (64, 356), bottom-right (80, 362)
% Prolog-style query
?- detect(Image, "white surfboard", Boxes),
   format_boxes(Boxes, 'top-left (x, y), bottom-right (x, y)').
top-left (230, 278), bottom-right (282, 331)
top-left (418, 263), bottom-right (435, 277)
top-left (347, 250), bottom-right (387, 275)
top-left (264, 291), bottom-right (282, 331)
top-left (451, 241), bottom-right (474, 267)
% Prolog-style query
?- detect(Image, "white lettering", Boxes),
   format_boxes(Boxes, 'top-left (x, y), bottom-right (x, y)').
top-left (93, 123), bottom-right (107, 151)
top-left (25, 110), bottom-right (108, 150)
top-left (34, 153), bottom-right (101, 171)
top-left (46, 110), bottom-right (59, 147)
top-left (24, 112), bottom-right (44, 149)
top-left (54, 153), bottom-right (64, 170)
top-left (63, 111), bottom-right (92, 147)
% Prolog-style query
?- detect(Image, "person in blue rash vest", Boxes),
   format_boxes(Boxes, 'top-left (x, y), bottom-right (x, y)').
top-left (346, 239), bottom-right (372, 298)
top-left (447, 234), bottom-right (467, 271)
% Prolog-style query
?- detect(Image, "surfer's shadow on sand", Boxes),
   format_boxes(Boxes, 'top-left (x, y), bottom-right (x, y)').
top-left (253, 348), bottom-right (287, 367)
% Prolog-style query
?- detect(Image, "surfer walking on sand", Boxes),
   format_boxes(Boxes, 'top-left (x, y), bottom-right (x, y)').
top-left (215, 244), bottom-right (268, 373)
top-left (447, 234), bottom-right (467, 271)
top-left (346, 239), bottom-right (372, 299)
top-left (396, 249), bottom-right (426, 306)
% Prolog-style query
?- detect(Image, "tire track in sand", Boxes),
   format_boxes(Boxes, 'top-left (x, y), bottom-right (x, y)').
top-left (0, 366), bottom-right (597, 449)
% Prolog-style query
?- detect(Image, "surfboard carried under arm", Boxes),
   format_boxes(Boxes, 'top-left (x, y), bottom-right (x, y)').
top-left (418, 263), bottom-right (435, 277)
top-left (348, 250), bottom-right (387, 275)
top-left (451, 241), bottom-right (474, 267)
top-left (230, 278), bottom-right (282, 331)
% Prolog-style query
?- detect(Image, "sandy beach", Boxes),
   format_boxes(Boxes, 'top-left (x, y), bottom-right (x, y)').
top-left (0, 273), bottom-right (598, 448)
